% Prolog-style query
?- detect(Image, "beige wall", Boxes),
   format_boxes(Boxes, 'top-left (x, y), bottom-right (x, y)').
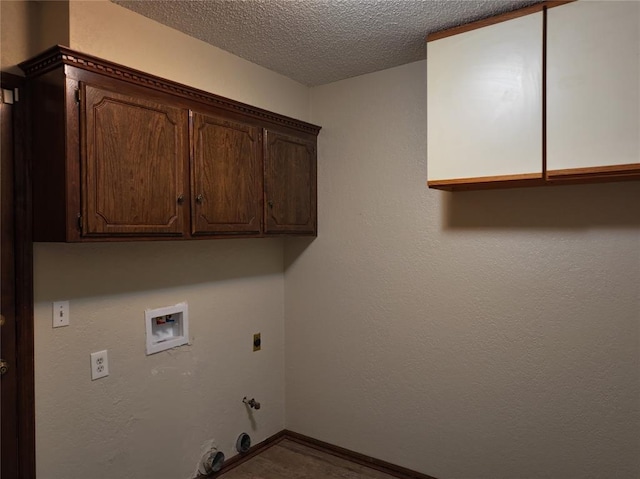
top-left (285, 60), bottom-right (640, 478)
top-left (69, 1), bottom-right (309, 120)
top-left (1, 1), bottom-right (70, 74)
top-left (1, 1), bottom-right (310, 478)
top-left (35, 240), bottom-right (286, 479)
top-left (1, 0), bottom-right (35, 74)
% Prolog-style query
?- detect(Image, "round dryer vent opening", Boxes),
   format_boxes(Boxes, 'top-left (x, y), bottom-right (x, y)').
top-left (236, 433), bottom-right (251, 454)
top-left (199, 450), bottom-right (225, 475)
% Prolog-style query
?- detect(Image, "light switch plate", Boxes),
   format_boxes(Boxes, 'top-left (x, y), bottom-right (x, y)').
top-left (52, 301), bottom-right (70, 328)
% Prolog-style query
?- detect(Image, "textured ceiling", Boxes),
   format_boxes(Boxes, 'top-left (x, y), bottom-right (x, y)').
top-left (112, 0), bottom-right (541, 86)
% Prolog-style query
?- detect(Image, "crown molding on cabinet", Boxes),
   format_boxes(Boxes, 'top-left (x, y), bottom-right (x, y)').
top-left (19, 45), bottom-right (321, 136)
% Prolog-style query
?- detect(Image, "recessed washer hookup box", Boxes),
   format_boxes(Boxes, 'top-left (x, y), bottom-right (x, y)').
top-left (145, 302), bottom-right (189, 355)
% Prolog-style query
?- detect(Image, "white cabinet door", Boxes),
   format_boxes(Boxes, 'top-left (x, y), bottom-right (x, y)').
top-left (427, 12), bottom-right (543, 184)
top-left (547, 1), bottom-right (640, 177)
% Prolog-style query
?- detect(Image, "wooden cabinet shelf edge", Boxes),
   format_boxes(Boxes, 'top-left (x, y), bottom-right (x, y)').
top-left (19, 46), bottom-right (320, 242)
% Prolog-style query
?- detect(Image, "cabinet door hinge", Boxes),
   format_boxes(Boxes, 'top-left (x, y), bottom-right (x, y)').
top-left (74, 89), bottom-right (81, 104)
top-left (77, 214), bottom-right (83, 232)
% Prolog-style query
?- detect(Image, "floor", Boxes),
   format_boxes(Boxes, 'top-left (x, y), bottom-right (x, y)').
top-left (218, 439), bottom-right (400, 479)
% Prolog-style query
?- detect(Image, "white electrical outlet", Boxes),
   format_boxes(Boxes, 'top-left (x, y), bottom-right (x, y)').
top-left (90, 350), bottom-right (109, 380)
top-left (52, 301), bottom-right (70, 328)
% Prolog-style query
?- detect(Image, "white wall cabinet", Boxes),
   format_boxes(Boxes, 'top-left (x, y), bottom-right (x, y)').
top-left (427, 11), bottom-right (543, 188)
top-left (547, 1), bottom-right (640, 180)
top-left (427, 1), bottom-right (640, 191)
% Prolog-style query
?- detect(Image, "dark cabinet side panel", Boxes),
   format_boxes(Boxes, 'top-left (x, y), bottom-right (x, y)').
top-left (29, 70), bottom-right (69, 241)
top-left (264, 130), bottom-right (317, 235)
top-left (82, 84), bottom-right (188, 236)
top-left (191, 112), bottom-right (261, 235)
top-left (1, 80), bottom-right (19, 479)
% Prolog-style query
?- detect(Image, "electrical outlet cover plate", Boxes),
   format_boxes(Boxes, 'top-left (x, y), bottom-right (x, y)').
top-left (90, 350), bottom-right (109, 380)
top-left (145, 302), bottom-right (189, 355)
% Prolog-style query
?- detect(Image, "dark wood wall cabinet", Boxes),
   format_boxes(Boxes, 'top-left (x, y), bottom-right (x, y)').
top-left (19, 46), bottom-right (320, 241)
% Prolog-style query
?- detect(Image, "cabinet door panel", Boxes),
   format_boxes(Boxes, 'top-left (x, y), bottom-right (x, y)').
top-left (191, 112), bottom-right (261, 235)
top-left (264, 131), bottom-right (316, 234)
top-left (427, 12), bottom-right (543, 182)
top-left (547, 1), bottom-right (640, 176)
top-left (83, 84), bottom-right (187, 236)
